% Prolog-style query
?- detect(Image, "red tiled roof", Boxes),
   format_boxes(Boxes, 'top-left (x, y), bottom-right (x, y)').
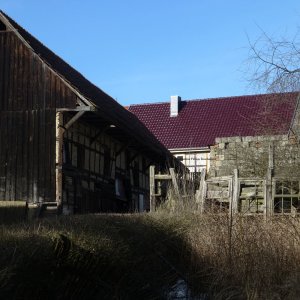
top-left (129, 93), bottom-right (299, 149)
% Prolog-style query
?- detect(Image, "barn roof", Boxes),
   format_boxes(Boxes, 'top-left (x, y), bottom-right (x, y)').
top-left (0, 11), bottom-right (180, 167)
top-left (129, 93), bottom-right (299, 149)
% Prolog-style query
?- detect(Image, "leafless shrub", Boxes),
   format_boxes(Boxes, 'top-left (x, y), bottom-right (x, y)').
top-left (246, 28), bottom-right (300, 93)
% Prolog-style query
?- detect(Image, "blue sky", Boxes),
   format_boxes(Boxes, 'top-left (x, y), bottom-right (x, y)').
top-left (1, 1), bottom-right (300, 105)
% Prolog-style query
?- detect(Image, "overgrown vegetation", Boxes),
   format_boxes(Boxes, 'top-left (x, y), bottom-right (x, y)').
top-left (0, 214), bottom-right (197, 299)
top-left (1, 209), bottom-right (300, 299)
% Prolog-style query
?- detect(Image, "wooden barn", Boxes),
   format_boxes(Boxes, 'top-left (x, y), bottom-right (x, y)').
top-left (0, 11), bottom-right (181, 215)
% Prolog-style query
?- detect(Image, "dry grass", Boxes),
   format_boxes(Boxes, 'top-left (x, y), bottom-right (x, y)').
top-left (1, 203), bottom-right (300, 299)
top-left (154, 209), bottom-right (300, 299)
top-left (157, 180), bottom-right (300, 299)
top-left (0, 213), bottom-right (195, 299)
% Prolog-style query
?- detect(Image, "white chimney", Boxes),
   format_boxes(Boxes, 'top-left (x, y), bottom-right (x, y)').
top-left (170, 95), bottom-right (181, 117)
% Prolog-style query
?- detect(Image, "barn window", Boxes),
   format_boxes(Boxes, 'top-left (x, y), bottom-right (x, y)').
top-left (103, 146), bottom-right (111, 177)
top-left (115, 176), bottom-right (127, 200)
top-left (274, 180), bottom-right (300, 214)
top-left (77, 145), bottom-right (85, 169)
top-left (63, 142), bottom-right (71, 165)
top-left (0, 20), bottom-right (6, 31)
top-left (132, 161), bottom-right (139, 187)
top-left (239, 180), bottom-right (264, 214)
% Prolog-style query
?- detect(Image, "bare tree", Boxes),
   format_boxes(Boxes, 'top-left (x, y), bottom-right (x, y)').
top-left (247, 29), bottom-right (300, 93)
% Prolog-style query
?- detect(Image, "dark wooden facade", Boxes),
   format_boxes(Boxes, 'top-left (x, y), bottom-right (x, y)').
top-left (0, 30), bottom-right (58, 204)
top-left (0, 12), bottom-right (180, 213)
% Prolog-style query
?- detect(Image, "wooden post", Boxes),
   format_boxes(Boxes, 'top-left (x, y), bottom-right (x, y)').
top-left (170, 168), bottom-right (181, 202)
top-left (231, 169), bottom-right (239, 214)
top-left (265, 143), bottom-right (274, 219)
top-left (55, 112), bottom-right (63, 211)
top-left (55, 111), bottom-right (86, 213)
top-left (196, 168), bottom-right (206, 213)
top-left (157, 171), bottom-right (162, 197)
top-left (149, 165), bottom-right (155, 212)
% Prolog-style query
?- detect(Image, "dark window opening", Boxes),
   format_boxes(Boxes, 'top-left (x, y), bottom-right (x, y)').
top-left (63, 141), bottom-right (71, 165)
top-left (103, 147), bottom-right (111, 177)
top-left (177, 155), bottom-right (184, 162)
top-left (0, 20), bottom-right (6, 31)
top-left (132, 161), bottom-right (139, 187)
top-left (77, 145), bottom-right (85, 169)
top-left (274, 180), bottom-right (300, 214)
top-left (115, 176), bottom-right (127, 201)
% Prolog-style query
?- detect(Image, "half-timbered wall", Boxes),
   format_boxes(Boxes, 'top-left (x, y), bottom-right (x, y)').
top-left (172, 150), bottom-right (210, 173)
top-left (62, 116), bottom-right (150, 213)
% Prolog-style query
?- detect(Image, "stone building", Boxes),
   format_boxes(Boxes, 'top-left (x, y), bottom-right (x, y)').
top-left (129, 92), bottom-right (300, 215)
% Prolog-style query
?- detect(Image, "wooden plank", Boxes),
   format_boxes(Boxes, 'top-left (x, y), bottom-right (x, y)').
top-left (269, 142), bottom-right (274, 170)
top-left (0, 33), bottom-right (4, 111)
top-left (3, 32), bottom-right (9, 110)
top-left (8, 33), bottom-right (14, 111)
top-left (206, 175), bottom-right (233, 182)
top-left (231, 169), bottom-right (239, 214)
top-left (265, 168), bottom-right (272, 219)
top-left (49, 110), bottom-right (56, 201)
top-left (22, 43), bottom-right (29, 110)
top-left (5, 111), bottom-right (12, 200)
top-left (170, 168), bottom-right (181, 201)
top-left (32, 54), bottom-right (39, 109)
top-left (14, 111), bottom-right (22, 200)
top-left (64, 111), bottom-right (85, 131)
top-left (27, 45), bottom-right (33, 109)
top-left (207, 190), bottom-right (230, 199)
top-left (33, 110), bottom-right (39, 203)
top-left (44, 110), bottom-right (51, 201)
top-left (10, 111), bottom-right (17, 200)
top-left (0, 112), bottom-right (7, 199)
top-left (154, 174), bottom-right (172, 180)
top-left (265, 142), bottom-right (274, 218)
top-left (55, 75), bottom-right (61, 108)
top-left (11, 36), bottom-right (19, 111)
top-left (149, 165), bottom-right (155, 212)
top-left (10, 33), bottom-right (16, 111)
top-left (27, 111), bottom-right (34, 202)
top-left (49, 71), bottom-right (56, 108)
top-left (38, 109), bottom-right (46, 203)
top-left (55, 112), bottom-right (63, 210)
top-left (22, 111), bottom-right (29, 202)
top-left (196, 168), bottom-right (206, 214)
top-left (56, 106), bottom-right (94, 112)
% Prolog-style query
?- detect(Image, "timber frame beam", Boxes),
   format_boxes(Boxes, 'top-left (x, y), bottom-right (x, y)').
top-left (55, 110), bottom-right (86, 212)
top-left (90, 125), bottom-right (115, 146)
top-left (115, 141), bottom-right (132, 157)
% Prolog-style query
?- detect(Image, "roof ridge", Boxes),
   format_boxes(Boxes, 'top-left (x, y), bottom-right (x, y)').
top-left (129, 91), bottom-right (298, 107)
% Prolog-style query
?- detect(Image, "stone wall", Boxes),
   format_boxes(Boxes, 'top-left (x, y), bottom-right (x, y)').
top-left (209, 135), bottom-right (300, 178)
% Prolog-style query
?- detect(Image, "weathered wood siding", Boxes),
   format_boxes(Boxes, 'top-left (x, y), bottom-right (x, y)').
top-left (0, 31), bottom-right (78, 203)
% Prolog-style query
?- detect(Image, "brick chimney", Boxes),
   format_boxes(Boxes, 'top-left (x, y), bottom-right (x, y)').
top-left (170, 95), bottom-right (181, 117)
